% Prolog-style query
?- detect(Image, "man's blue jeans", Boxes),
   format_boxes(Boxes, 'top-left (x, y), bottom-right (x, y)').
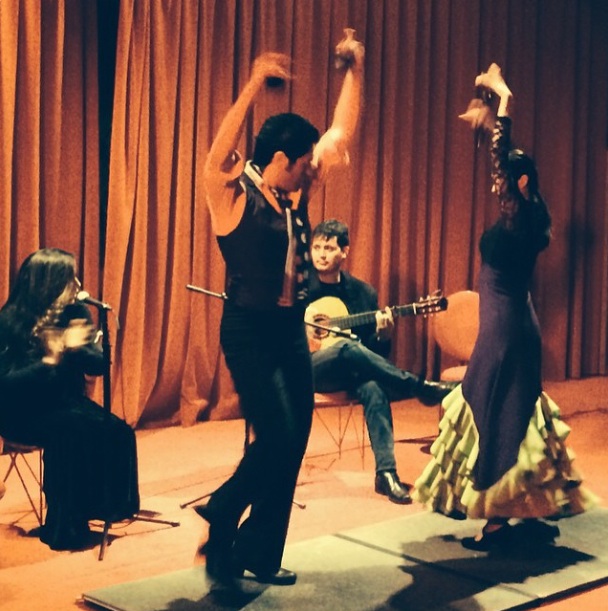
top-left (312, 340), bottom-right (419, 473)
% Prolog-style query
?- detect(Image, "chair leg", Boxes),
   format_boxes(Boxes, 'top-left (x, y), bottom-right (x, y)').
top-left (313, 408), bottom-right (342, 452)
top-left (360, 409), bottom-right (366, 469)
top-left (340, 404), bottom-right (367, 469)
top-left (4, 450), bottom-right (44, 527)
top-left (38, 450), bottom-right (44, 527)
top-left (337, 404), bottom-right (359, 458)
top-left (313, 403), bottom-right (367, 467)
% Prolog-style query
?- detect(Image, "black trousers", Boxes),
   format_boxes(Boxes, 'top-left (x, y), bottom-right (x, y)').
top-left (209, 301), bottom-right (314, 572)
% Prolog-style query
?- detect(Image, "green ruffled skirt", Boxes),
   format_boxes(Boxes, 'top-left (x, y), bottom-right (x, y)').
top-left (413, 386), bottom-right (599, 520)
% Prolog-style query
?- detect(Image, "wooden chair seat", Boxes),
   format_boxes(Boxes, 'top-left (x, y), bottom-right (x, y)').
top-left (439, 365), bottom-right (469, 383)
top-left (313, 391), bottom-right (356, 407)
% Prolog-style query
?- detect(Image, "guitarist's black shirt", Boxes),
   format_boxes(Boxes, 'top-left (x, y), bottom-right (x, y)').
top-left (308, 270), bottom-right (391, 358)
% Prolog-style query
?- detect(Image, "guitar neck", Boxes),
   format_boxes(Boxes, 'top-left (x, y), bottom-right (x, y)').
top-left (328, 304), bottom-right (416, 330)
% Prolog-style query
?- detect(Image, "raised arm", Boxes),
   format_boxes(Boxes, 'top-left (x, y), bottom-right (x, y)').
top-left (330, 29), bottom-right (365, 143)
top-left (312, 29), bottom-right (365, 177)
top-left (203, 53), bottom-right (291, 233)
top-left (204, 53), bottom-right (291, 177)
top-left (475, 64), bottom-right (519, 223)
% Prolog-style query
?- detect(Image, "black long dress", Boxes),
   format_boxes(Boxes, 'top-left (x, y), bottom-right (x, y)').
top-left (0, 303), bottom-right (139, 550)
top-left (413, 118), bottom-right (598, 519)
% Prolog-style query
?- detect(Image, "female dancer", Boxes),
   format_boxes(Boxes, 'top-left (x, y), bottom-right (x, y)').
top-left (414, 64), bottom-right (598, 550)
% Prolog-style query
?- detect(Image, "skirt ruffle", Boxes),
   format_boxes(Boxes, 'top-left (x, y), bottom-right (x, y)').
top-left (413, 386), bottom-right (599, 520)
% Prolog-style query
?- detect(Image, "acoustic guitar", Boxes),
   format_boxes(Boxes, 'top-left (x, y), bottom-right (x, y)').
top-left (305, 292), bottom-right (448, 352)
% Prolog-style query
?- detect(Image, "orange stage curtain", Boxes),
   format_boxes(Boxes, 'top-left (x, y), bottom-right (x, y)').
top-left (0, 0), bottom-right (101, 303)
top-left (3, 1), bottom-right (607, 428)
top-left (104, 0), bottom-right (608, 426)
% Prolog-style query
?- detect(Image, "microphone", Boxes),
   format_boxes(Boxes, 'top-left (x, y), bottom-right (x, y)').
top-left (77, 290), bottom-right (113, 311)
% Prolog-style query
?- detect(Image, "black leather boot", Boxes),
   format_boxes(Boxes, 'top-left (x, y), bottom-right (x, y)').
top-left (416, 380), bottom-right (459, 406)
top-left (374, 471), bottom-right (412, 504)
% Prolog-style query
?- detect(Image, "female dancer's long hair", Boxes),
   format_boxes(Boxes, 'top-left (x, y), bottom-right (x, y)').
top-left (508, 148), bottom-right (539, 197)
top-left (0, 248), bottom-right (79, 357)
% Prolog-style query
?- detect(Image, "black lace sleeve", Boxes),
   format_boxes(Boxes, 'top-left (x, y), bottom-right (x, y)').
top-left (490, 117), bottom-right (519, 228)
top-left (481, 118), bottom-right (551, 273)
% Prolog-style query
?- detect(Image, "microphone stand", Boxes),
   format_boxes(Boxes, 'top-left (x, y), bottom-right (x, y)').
top-left (186, 283), bottom-right (358, 341)
top-left (186, 284), bottom-right (227, 300)
top-left (96, 303), bottom-right (180, 561)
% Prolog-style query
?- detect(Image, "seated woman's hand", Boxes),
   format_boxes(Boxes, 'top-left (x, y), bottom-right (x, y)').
top-left (63, 319), bottom-right (96, 349)
top-left (41, 320), bottom-right (96, 365)
top-left (41, 327), bottom-right (65, 365)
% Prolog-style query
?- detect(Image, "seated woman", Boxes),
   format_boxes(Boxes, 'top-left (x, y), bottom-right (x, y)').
top-left (0, 248), bottom-right (139, 550)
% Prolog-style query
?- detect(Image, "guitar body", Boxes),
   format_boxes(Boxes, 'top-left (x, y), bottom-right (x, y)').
top-left (305, 292), bottom-right (448, 353)
top-left (306, 296), bottom-right (353, 352)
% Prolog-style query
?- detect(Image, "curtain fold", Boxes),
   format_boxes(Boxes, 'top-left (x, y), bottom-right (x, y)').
top-left (105, 0), bottom-right (608, 426)
top-left (2, 1), bottom-right (607, 427)
top-left (0, 0), bottom-right (100, 311)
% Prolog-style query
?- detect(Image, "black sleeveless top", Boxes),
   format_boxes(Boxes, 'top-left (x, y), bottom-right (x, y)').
top-left (216, 168), bottom-right (311, 311)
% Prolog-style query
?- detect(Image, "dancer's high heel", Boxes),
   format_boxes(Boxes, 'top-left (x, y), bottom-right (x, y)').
top-left (462, 521), bottom-right (512, 551)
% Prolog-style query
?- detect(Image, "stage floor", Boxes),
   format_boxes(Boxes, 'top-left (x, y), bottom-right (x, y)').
top-left (2, 378), bottom-right (607, 611)
top-left (82, 508), bottom-right (608, 611)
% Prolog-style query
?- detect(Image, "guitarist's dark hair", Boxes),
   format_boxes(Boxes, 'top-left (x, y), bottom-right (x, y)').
top-left (312, 219), bottom-right (350, 249)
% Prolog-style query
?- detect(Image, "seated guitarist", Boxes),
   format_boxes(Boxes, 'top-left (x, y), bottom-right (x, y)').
top-left (307, 220), bottom-right (457, 504)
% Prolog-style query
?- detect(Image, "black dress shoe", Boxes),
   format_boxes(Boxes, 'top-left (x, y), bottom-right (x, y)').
top-left (234, 565), bottom-right (297, 586)
top-left (374, 471), bottom-right (412, 504)
top-left (416, 380), bottom-right (459, 406)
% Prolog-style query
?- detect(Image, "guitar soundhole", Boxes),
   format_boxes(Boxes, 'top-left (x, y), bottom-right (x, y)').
top-left (312, 314), bottom-right (331, 338)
